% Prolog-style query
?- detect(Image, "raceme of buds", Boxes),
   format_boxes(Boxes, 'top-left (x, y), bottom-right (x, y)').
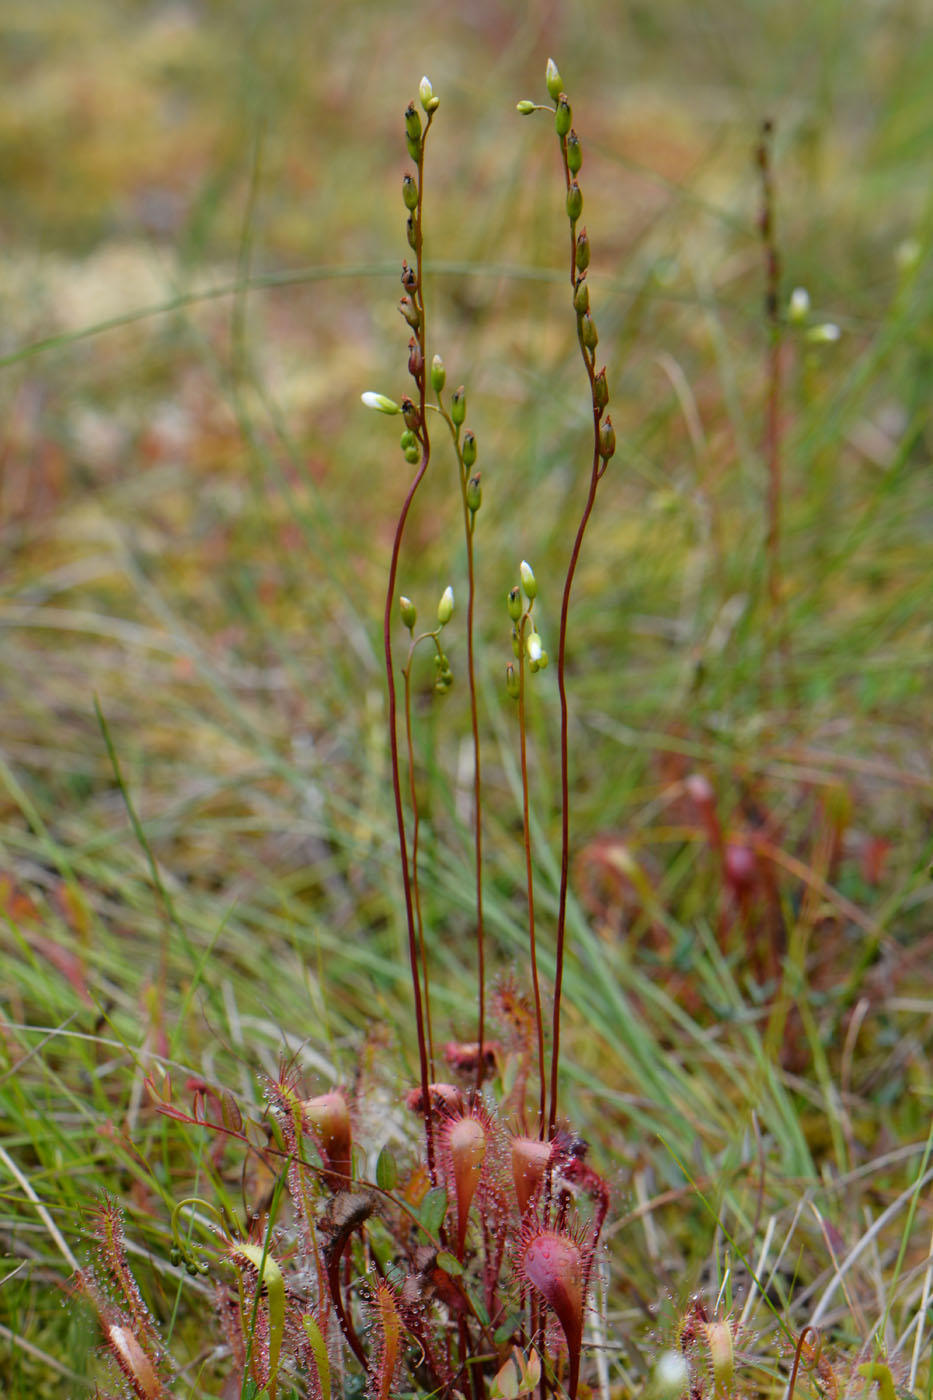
top-left (507, 586), bottom-right (522, 621)
top-left (437, 585), bottom-right (454, 625)
top-left (451, 385), bottom-right (466, 426)
top-left (575, 228), bottom-right (590, 271)
top-left (520, 560), bottom-right (537, 599)
top-left (599, 414), bottom-right (616, 460)
top-left (402, 173), bottom-right (419, 211)
top-left (573, 276), bottom-right (589, 315)
top-left (546, 58), bottom-right (563, 102)
top-left (399, 596), bottom-right (417, 630)
top-left (581, 312), bottom-right (598, 351)
top-left (431, 354), bottom-right (446, 392)
top-left (555, 96), bottom-right (571, 137)
top-left (419, 75), bottom-right (439, 112)
top-left (462, 430), bottom-right (477, 468)
top-left (466, 473), bottom-right (482, 512)
top-left (566, 180), bottom-right (583, 221)
top-left (566, 131), bottom-right (582, 175)
top-left (404, 102), bottom-right (422, 144)
top-left (593, 367), bottom-right (609, 412)
top-left (361, 391), bottom-right (401, 414)
top-left (434, 652), bottom-right (453, 692)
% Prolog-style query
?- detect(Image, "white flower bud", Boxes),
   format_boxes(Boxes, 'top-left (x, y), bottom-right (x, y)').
top-left (519, 560), bottom-right (537, 599)
top-left (361, 391), bottom-right (401, 414)
top-left (437, 585), bottom-right (454, 625)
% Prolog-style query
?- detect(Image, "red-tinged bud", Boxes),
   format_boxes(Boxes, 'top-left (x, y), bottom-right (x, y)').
top-left (555, 96), bottom-right (572, 137)
top-left (303, 1090), bottom-right (352, 1189)
top-left (408, 338), bottom-right (424, 377)
top-left (573, 276), bottom-right (589, 315)
top-left (519, 1228), bottom-right (584, 1399)
top-left (511, 1136), bottom-right (551, 1213)
top-left (593, 367), bottom-right (609, 412)
top-left (447, 1115), bottom-right (486, 1255)
top-left (399, 296), bottom-right (421, 330)
top-left (581, 311), bottom-right (598, 351)
top-left (575, 229), bottom-right (590, 272)
top-left (401, 261), bottom-right (417, 292)
top-left (402, 173), bottom-right (419, 211)
top-left (566, 180), bottom-right (583, 221)
top-left (567, 130), bottom-right (582, 174)
top-left (599, 414), bottom-right (616, 460)
top-left (401, 397), bottom-right (421, 431)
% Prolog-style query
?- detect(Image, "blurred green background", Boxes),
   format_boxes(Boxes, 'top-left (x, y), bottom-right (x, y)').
top-left (1, 0), bottom-right (932, 1391)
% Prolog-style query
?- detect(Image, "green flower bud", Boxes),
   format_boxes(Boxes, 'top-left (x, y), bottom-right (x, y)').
top-left (399, 595), bottom-right (417, 629)
top-left (451, 385), bottom-right (466, 426)
top-left (545, 58), bottom-right (563, 102)
top-left (419, 76), bottom-right (439, 112)
top-left (466, 472), bottom-right (482, 512)
top-left (402, 174), bottom-right (419, 211)
top-left (806, 322), bottom-right (841, 344)
top-left (507, 586), bottom-right (522, 621)
top-left (462, 430), bottom-right (477, 468)
top-left (404, 444), bottom-right (421, 464)
top-left (511, 630), bottom-right (520, 657)
top-left (361, 391), bottom-right (401, 414)
top-left (405, 102), bottom-right (422, 143)
top-left (520, 560), bottom-right (537, 599)
top-left (599, 414), bottom-right (616, 460)
top-left (575, 228), bottom-right (590, 272)
top-left (537, 650), bottom-right (549, 669)
top-left (555, 96), bottom-right (571, 138)
top-left (593, 367), bottom-right (609, 411)
top-left (437, 585), bottom-right (454, 625)
top-left (407, 136), bottom-right (421, 162)
top-left (400, 428), bottom-right (417, 450)
top-left (516, 100), bottom-right (536, 115)
top-left (431, 354), bottom-right (446, 392)
top-left (566, 180), bottom-right (583, 221)
top-left (506, 663), bottom-right (520, 699)
top-left (581, 312), bottom-right (598, 351)
top-left (406, 215), bottom-right (418, 251)
top-left (566, 131), bottom-right (582, 174)
top-left (170, 1247), bottom-right (182, 1268)
top-left (788, 286), bottom-right (809, 324)
top-left (573, 276), bottom-right (589, 315)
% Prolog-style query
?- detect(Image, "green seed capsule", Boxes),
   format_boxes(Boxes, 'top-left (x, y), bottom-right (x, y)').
top-left (582, 312), bottom-right (598, 351)
top-left (593, 367), bottom-right (609, 411)
top-left (466, 473), bottom-right (482, 512)
top-left (599, 415), bottom-right (616, 460)
top-left (451, 386), bottom-right (466, 426)
top-left (575, 228), bottom-right (590, 272)
top-left (566, 180), bottom-right (583, 221)
top-left (573, 277), bottom-right (589, 315)
top-left (405, 102), bottom-right (422, 143)
top-left (555, 96), bottom-right (571, 137)
top-left (507, 586), bottom-right (522, 621)
top-left (462, 431), bottom-right (477, 468)
top-left (402, 174), bottom-right (419, 211)
top-left (567, 131), bottom-right (582, 174)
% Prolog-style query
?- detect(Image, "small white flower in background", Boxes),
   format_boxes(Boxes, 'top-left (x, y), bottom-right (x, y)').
top-left (806, 322), bottom-right (841, 344)
top-left (788, 286), bottom-right (810, 323)
top-left (653, 1350), bottom-right (690, 1400)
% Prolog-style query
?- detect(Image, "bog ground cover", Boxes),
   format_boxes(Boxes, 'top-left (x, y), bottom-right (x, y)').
top-left (0, 2), bottom-right (931, 1396)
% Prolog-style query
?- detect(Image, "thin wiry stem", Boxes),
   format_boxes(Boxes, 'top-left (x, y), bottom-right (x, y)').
top-left (548, 114), bottom-right (610, 1141)
top-left (384, 108), bottom-right (436, 1178)
top-left (402, 643), bottom-right (435, 1079)
top-left (516, 611), bottom-right (547, 1137)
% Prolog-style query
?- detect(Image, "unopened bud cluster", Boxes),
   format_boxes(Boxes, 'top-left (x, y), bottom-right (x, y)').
top-left (506, 561), bottom-right (549, 696)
